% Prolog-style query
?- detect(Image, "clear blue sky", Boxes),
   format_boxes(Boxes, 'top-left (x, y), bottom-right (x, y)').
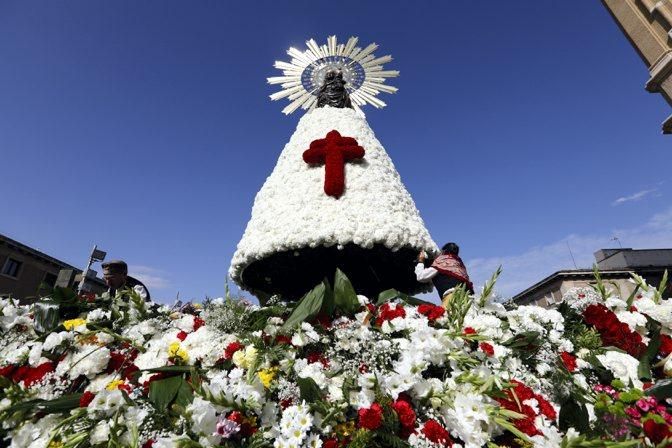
top-left (2, 1), bottom-right (671, 302)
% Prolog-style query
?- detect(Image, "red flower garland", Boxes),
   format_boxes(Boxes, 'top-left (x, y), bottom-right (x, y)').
top-left (583, 304), bottom-right (646, 358)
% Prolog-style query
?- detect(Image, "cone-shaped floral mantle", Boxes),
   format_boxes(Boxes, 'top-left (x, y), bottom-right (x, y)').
top-left (230, 106), bottom-right (437, 299)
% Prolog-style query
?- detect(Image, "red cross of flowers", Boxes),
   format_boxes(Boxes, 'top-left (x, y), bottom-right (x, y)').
top-left (303, 130), bottom-right (365, 198)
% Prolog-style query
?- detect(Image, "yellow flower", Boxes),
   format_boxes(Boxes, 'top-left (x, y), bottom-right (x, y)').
top-left (335, 421), bottom-right (356, 437)
top-left (168, 341), bottom-right (189, 363)
top-left (106, 379), bottom-right (125, 391)
top-left (48, 442), bottom-right (64, 448)
top-left (63, 318), bottom-right (86, 330)
top-left (258, 367), bottom-right (278, 388)
top-left (232, 346), bottom-right (257, 369)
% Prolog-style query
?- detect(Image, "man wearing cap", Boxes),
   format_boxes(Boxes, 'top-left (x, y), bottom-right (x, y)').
top-left (415, 242), bottom-right (473, 307)
top-left (101, 260), bottom-right (151, 302)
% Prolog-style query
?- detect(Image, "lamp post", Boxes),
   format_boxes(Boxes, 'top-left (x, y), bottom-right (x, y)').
top-left (78, 245), bottom-right (106, 294)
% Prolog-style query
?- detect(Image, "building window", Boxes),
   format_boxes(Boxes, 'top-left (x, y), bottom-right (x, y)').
top-left (43, 272), bottom-right (58, 287)
top-left (1, 258), bottom-right (23, 278)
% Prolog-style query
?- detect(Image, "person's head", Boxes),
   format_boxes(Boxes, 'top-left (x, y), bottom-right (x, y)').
top-left (102, 260), bottom-right (128, 290)
top-left (441, 242), bottom-right (459, 256)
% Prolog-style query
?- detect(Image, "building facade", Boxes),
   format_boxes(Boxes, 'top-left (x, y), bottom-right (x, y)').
top-left (0, 233), bottom-right (105, 303)
top-left (513, 248), bottom-right (672, 307)
top-left (602, 0), bottom-right (672, 133)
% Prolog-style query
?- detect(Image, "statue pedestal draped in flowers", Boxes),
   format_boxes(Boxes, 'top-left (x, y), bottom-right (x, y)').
top-left (2, 36), bottom-right (672, 448)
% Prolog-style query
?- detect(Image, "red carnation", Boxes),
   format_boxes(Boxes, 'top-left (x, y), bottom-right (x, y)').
top-left (176, 331), bottom-right (188, 341)
top-left (22, 362), bottom-right (55, 387)
top-left (643, 419), bottom-right (672, 445)
top-left (142, 440), bottom-right (155, 448)
top-left (660, 334), bottom-right (672, 357)
top-left (275, 335), bottom-right (292, 346)
top-left (376, 303), bottom-right (406, 326)
top-left (0, 365), bottom-right (17, 379)
top-left (322, 439), bottom-right (339, 448)
top-left (306, 352), bottom-right (330, 368)
top-left (418, 304), bottom-right (445, 322)
top-left (224, 341), bottom-right (244, 360)
top-left (193, 317), bottom-right (205, 331)
top-left (463, 327), bottom-right (477, 336)
top-left (560, 352), bottom-right (577, 372)
top-left (479, 342), bottom-right (495, 357)
top-left (536, 395), bottom-right (557, 420)
top-left (392, 399), bottom-right (417, 429)
top-left (79, 391), bottom-right (96, 407)
top-left (358, 403), bottom-right (384, 430)
top-left (422, 420), bottom-right (452, 446)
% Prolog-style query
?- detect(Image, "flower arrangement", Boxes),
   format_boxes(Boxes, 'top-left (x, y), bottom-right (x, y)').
top-left (1, 268), bottom-right (671, 447)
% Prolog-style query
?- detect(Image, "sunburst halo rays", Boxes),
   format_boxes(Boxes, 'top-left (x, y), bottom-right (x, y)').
top-left (267, 35), bottom-right (399, 114)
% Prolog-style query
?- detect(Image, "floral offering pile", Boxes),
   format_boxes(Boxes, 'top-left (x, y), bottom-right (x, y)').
top-left (1, 269), bottom-right (672, 448)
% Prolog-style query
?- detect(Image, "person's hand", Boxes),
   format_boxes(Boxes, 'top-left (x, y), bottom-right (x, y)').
top-left (418, 251), bottom-right (426, 263)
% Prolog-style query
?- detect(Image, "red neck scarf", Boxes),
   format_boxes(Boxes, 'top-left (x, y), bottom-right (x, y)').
top-left (431, 253), bottom-right (473, 290)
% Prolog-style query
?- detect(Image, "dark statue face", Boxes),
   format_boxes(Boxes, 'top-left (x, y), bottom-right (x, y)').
top-left (325, 70), bottom-right (345, 84)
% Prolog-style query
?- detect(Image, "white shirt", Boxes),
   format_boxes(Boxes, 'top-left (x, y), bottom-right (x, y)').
top-left (415, 262), bottom-right (438, 282)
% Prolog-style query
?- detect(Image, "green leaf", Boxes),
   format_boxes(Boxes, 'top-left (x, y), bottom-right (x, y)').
top-left (376, 289), bottom-right (398, 305)
top-left (645, 379), bottom-right (672, 400)
top-left (334, 269), bottom-right (359, 315)
top-left (149, 375), bottom-right (183, 411)
top-left (376, 289), bottom-right (430, 306)
top-left (638, 318), bottom-right (662, 382)
top-left (559, 399), bottom-right (589, 433)
top-left (296, 377), bottom-right (323, 402)
top-left (174, 378), bottom-right (194, 409)
top-left (321, 278), bottom-right (335, 317)
top-left (281, 282), bottom-right (325, 331)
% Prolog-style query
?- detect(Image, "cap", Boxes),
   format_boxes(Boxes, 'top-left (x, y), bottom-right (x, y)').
top-left (101, 260), bottom-right (128, 275)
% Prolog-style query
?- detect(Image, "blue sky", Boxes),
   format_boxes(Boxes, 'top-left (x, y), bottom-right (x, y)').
top-left (1, 1), bottom-right (671, 303)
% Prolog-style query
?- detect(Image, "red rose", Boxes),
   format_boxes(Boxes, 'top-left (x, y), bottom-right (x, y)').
top-left (176, 331), bottom-right (188, 341)
top-left (421, 420), bottom-right (452, 446)
top-left (392, 399), bottom-right (417, 429)
top-left (479, 342), bottom-right (495, 357)
top-left (79, 391), bottom-right (96, 407)
top-left (224, 341), bottom-right (244, 360)
top-left (193, 317), bottom-right (205, 331)
top-left (643, 419), bottom-right (672, 445)
top-left (560, 352), bottom-right (577, 372)
top-left (358, 403), bottom-right (384, 430)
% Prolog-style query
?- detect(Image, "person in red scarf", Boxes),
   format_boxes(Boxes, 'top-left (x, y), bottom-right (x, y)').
top-left (415, 242), bottom-right (474, 307)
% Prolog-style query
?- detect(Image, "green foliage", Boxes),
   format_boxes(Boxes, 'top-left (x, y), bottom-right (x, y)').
top-left (443, 284), bottom-right (472, 331)
top-left (334, 268), bottom-right (359, 315)
top-left (559, 399), bottom-right (589, 433)
top-left (478, 265), bottom-right (502, 308)
top-left (645, 379), bottom-right (672, 400)
top-left (638, 317), bottom-right (661, 382)
top-left (149, 376), bottom-right (190, 411)
top-left (281, 280), bottom-right (326, 331)
top-left (590, 265), bottom-right (610, 300)
top-left (296, 377), bottom-right (323, 402)
top-left (376, 289), bottom-right (430, 307)
top-left (348, 429), bottom-right (373, 448)
top-left (375, 431), bottom-right (410, 448)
